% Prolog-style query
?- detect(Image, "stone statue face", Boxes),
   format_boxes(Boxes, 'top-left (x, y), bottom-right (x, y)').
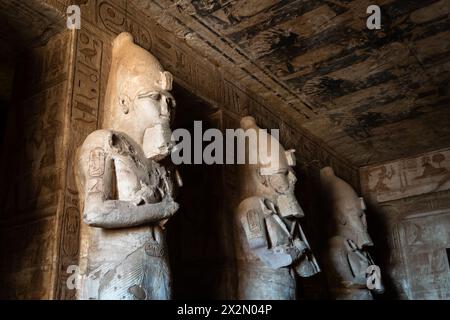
top-left (321, 166), bottom-right (373, 249)
top-left (263, 161), bottom-right (304, 218)
top-left (131, 89), bottom-right (175, 159)
top-left (334, 196), bottom-right (373, 249)
top-left (240, 116), bottom-right (304, 218)
top-left (104, 32), bottom-right (175, 160)
top-left (267, 167), bottom-right (296, 194)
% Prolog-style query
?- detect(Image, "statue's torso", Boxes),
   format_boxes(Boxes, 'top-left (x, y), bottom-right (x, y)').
top-left (235, 196), bottom-right (297, 300)
top-left (78, 130), bottom-right (174, 300)
top-left (326, 235), bottom-right (373, 300)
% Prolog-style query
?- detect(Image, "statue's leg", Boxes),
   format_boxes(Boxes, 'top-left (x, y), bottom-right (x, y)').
top-left (97, 251), bottom-right (146, 300)
top-left (237, 265), bottom-right (296, 300)
top-left (142, 255), bottom-right (172, 300)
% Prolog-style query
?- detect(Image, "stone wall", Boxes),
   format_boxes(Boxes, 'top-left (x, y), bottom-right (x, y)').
top-left (360, 149), bottom-right (450, 299)
top-left (0, 0), bottom-right (359, 299)
top-left (0, 30), bottom-right (74, 299)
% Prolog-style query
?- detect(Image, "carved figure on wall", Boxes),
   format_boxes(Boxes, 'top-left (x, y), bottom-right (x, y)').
top-left (75, 32), bottom-right (181, 300)
top-left (320, 167), bottom-right (383, 300)
top-left (234, 116), bottom-right (320, 300)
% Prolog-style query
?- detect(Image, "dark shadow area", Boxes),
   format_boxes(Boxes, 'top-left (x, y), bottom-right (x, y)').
top-left (0, 42), bottom-right (15, 144)
top-left (0, 1), bottom-right (66, 298)
top-left (166, 83), bottom-right (232, 299)
top-left (366, 203), bottom-right (400, 300)
top-left (295, 164), bottom-right (330, 299)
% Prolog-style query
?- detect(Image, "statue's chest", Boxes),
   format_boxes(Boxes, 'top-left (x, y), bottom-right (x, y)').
top-left (112, 149), bottom-right (165, 202)
top-left (347, 249), bottom-right (371, 278)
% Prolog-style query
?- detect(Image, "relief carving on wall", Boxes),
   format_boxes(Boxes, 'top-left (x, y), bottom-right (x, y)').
top-left (361, 149), bottom-right (450, 203)
top-left (378, 191), bottom-right (450, 300)
top-left (396, 212), bottom-right (450, 300)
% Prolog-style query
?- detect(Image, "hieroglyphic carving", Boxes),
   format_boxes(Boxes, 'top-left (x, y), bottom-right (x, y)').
top-left (0, 217), bottom-right (56, 299)
top-left (71, 29), bottom-right (102, 129)
top-left (0, 28), bottom-right (75, 300)
top-left (14, 83), bottom-right (67, 217)
top-left (222, 80), bottom-right (249, 116)
top-left (98, 0), bottom-right (152, 50)
top-left (88, 148), bottom-right (105, 177)
top-left (55, 27), bottom-right (104, 300)
top-left (62, 207), bottom-right (80, 258)
top-left (394, 212), bottom-right (450, 299)
top-left (25, 30), bottom-right (72, 93)
top-left (0, 30), bottom-right (71, 225)
top-left (367, 187), bottom-right (450, 300)
top-left (361, 148), bottom-right (450, 202)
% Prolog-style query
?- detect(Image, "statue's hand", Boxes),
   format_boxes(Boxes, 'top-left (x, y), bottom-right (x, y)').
top-left (293, 239), bottom-right (308, 254)
top-left (286, 241), bottom-right (307, 263)
top-left (284, 239), bottom-right (308, 262)
top-left (161, 196), bottom-right (179, 218)
top-left (132, 181), bottom-right (158, 205)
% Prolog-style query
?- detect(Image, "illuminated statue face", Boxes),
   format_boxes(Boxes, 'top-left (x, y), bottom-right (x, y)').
top-left (130, 89), bottom-right (176, 159)
top-left (261, 158), bottom-right (304, 219)
top-left (267, 167), bottom-right (296, 194)
top-left (240, 116), bottom-right (304, 218)
top-left (104, 32), bottom-right (175, 160)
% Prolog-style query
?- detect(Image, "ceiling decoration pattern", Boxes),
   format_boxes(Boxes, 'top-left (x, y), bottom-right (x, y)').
top-left (131, 0), bottom-right (450, 167)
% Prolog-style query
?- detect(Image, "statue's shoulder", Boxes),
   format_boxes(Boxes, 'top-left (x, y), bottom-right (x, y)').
top-left (236, 196), bottom-right (268, 247)
top-left (328, 236), bottom-right (349, 253)
top-left (236, 196), bottom-right (265, 216)
top-left (76, 130), bottom-right (115, 180)
top-left (328, 235), bottom-right (345, 247)
top-left (80, 129), bottom-right (114, 152)
top-left (80, 130), bottom-right (134, 155)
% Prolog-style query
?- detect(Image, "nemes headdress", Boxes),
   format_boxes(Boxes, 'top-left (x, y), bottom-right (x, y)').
top-left (320, 167), bottom-right (366, 212)
top-left (104, 32), bottom-right (173, 126)
top-left (240, 116), bottom-right (296, 176)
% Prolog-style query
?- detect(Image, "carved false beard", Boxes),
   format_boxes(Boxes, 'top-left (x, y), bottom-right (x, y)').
top-left (354, 231), bottom-right (373, 249)
top-left (143, 123), bottom-right (173, 160)
top-left (341, 227), bottom-right (373, 250)
top-left (276, 193), bottom-right (305, 218)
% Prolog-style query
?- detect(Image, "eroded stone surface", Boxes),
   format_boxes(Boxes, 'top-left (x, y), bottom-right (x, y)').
top-left (76, 32), bottom-right (181, 300)
top-left (321, 167), bottom-right (383, 300)
top-left (234, 116), bottom-right (320, 300)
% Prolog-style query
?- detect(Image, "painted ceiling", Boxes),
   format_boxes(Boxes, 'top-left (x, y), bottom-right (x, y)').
top-left (132, 0), bottom-right (450, 167)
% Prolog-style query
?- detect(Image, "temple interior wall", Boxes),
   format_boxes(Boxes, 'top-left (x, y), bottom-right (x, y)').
top-left (0, 29), bottom-right (74, 299)
top-left (0, 0), bottom-right (447, 300)
top-left (360, 152), bottom-right (450, 300)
